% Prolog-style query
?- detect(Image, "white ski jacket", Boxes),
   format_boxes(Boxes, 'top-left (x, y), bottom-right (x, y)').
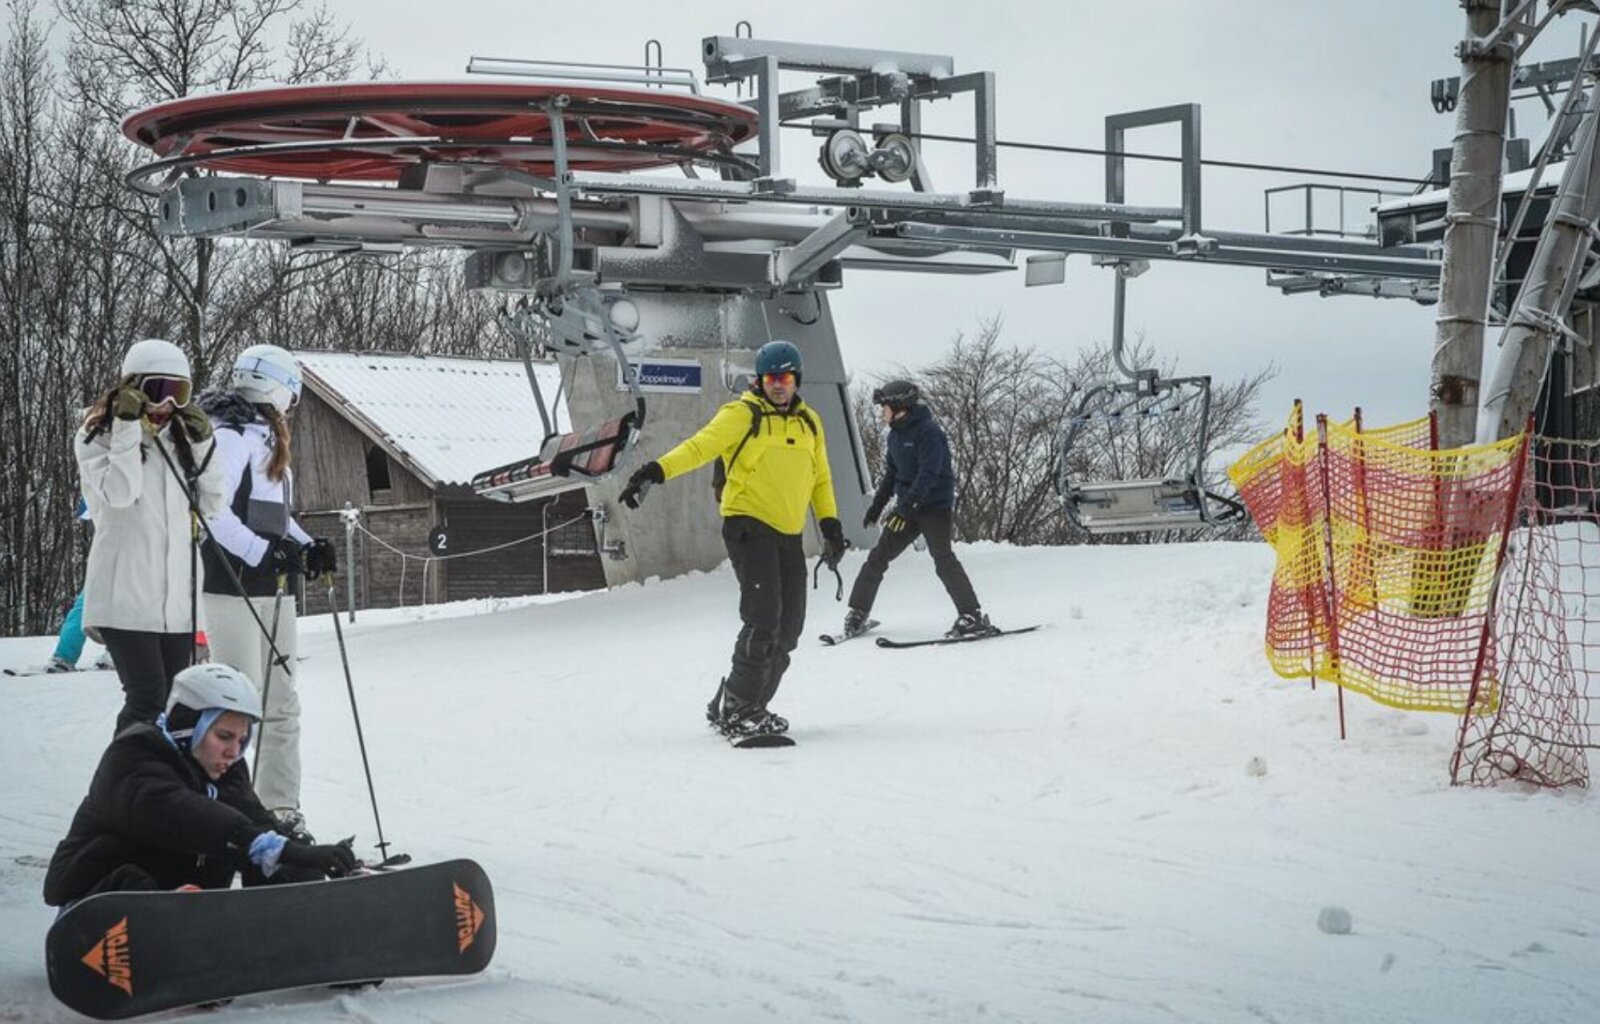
top-left (76, 417), bottom-right (225, 634)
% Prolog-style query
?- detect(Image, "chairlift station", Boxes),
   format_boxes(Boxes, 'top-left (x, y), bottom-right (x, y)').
top-left (124, 32), bottom-right (1459, 574)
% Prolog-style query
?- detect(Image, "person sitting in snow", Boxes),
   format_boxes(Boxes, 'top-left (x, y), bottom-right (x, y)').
top-left (43, 663), bottom-right (358, 909)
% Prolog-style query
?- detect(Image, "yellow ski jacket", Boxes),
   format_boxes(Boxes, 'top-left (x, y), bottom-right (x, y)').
top-left (656, 392), bottom-right (839, 535)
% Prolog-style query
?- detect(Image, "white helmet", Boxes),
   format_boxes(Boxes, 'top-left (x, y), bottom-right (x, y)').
top-left (121, 338), bottom-right (190, 379)
top-left (231, 344), bottom-right (303, 412)
top-left (167, 663), bottom-right (263, 721)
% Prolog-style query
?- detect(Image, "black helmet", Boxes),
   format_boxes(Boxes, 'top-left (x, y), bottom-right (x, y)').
top-left (871, 379), bottom-right (919, 411)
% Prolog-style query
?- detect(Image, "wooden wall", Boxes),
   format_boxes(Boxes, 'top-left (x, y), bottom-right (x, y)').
top-left (437, 489), bottom-right (605, 600)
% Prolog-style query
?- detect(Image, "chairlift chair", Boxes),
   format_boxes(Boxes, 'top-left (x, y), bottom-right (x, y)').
top-left (471, 289), bottom-right (647, 503)
top-left (1056, 264), bottom-right (1243, 534)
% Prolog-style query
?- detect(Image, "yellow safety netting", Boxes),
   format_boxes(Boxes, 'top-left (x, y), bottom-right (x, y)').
top-left (1228, 404), bottom-right (1527, 713)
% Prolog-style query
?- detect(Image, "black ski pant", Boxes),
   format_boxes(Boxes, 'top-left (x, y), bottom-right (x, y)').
top-left (721, 515), bottom-right (807, 709)
top-left (848, 506), bottom-right (980, 617)
top-left (99, 628), bottom-right (192, 737)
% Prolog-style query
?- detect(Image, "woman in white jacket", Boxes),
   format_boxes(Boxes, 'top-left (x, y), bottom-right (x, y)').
top-left (200, 344), bottom-right (334, 838)
top-left (76, 339), bottom-right (224, 735)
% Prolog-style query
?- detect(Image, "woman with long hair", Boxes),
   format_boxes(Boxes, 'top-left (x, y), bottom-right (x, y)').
top-left (200, 344), bottom-right (334, 840)
top-left (76, 338), bottom-right (224, 734)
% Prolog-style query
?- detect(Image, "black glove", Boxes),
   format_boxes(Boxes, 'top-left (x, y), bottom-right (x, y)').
top-left (619, 460), bottom-right (665, 510)
top-left (884, 504), bottom-right (919, 534)
top-left (303, 537), bottom-right (337, 580)
top-left (279, 839), bottom-right (358, 879)
top-left (863, 498), bottom-right (888, 530)
top-left (172, 401), bottom-right (213, 442)
top-left (265, 536), bottom-right (304, 577)
top-left (819, 517), bottom-right (847, 570)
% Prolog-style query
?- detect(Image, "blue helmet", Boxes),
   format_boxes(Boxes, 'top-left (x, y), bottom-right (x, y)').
top-left (755, 340), bottom-right (803, 385)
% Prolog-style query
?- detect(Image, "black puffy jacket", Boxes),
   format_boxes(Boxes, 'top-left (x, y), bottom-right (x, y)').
top-left (43, 723), bottom-right (278, 906)
top-left (871, 404), bottom-right (958, 512)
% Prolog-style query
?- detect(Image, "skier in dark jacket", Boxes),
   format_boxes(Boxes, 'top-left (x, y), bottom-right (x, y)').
top-left (44, 663), bottom-right (357, 908)
top-left (840, 380), bottom-right (994, 640)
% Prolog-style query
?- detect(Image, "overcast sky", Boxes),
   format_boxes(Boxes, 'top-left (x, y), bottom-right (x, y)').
top-left (240, 3), bottom-right (1600, 430)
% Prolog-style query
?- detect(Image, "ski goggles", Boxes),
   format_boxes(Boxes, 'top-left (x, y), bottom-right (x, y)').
top-left (761, 371), bottom-right (796, 387)
top-left (138, 374), bottom-right (192, 408)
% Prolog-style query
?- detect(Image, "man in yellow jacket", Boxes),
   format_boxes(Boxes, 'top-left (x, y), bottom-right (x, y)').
top-left (620, 341), bottom-right (846, 738)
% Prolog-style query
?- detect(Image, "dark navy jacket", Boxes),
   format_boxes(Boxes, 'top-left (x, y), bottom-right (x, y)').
top-left (872, 404), bottom-right (957, 512)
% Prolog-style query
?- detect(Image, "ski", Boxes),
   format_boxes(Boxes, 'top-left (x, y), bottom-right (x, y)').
top-left (819, 618), bottom-right (880, 646)
top-left (874, 625), bottom-right (1042, 649)
top-left (3, 665), bottom-right (81, 677)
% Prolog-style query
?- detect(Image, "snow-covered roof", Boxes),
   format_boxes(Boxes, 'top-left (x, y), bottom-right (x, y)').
top-left (297, 351), bottom-right (570, 489)
top-left (1374, 160), bottom-right (1567, 216)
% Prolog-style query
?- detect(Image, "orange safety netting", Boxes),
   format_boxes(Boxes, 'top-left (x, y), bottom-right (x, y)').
top-left (1228, 403), bottom-right (1528, 714)
top-left (1453, 437), bottom-right (1600, 787)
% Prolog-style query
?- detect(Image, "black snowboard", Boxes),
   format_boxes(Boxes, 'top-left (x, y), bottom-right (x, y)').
top-left (46, 858), bottom-right (495, 1020)
top-left (729, 732), bottom-right (796, 749)
top-left (819, 618), bottom-right (879, 646)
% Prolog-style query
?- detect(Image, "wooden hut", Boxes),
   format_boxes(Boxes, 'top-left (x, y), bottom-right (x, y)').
top-left (289, 352), bottom-right (605, 614)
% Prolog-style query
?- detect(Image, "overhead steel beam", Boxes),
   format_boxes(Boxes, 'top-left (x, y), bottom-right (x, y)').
top-left (889, 223), bottom-right (1441, 279)
top-left (566, 170), bottom-right (1180, 221)
top-left (771, 208), bottom-right (871, 286)
top-left (702, 37), bottom-right (955, 80)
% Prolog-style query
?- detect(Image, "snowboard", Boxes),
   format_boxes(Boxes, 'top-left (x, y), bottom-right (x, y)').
top-left (819, 619), bottom-right (880, 646)
top-left (728, 731), bottom-right (796, 749)
top-left (874, 625), bottom-right (1043, 649)
top-left (46, 858), bottom-right (495, 1020)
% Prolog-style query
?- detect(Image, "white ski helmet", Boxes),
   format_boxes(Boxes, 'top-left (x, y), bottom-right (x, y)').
top-left (231, 344), bottom-right (303, 412)
top-left (166, 663), bottom-right (264, 721)
top-left (120, 338), bottom-right (190, 380)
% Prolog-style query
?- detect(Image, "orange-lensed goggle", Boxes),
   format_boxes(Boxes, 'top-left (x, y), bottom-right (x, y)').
top-left (761, 371), bottom-right (796, 387)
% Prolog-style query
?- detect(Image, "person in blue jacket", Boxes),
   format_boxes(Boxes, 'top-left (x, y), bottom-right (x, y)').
top-left (840, 379), bottom-right (994, 640)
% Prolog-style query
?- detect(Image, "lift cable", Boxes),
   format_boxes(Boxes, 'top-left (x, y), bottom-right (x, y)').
top-left (780, 122), bottom-right (1436, 187)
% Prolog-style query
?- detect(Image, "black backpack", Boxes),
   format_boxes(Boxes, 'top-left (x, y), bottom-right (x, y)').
top-left (711, 401), bottom-right (817, 501)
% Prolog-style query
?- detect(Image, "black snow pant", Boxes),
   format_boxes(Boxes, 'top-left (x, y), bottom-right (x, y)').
top-left (848, 506), bottom-right (980, 617)
top-left (99, 628), bottom-right (192, 737)
top-left (721, 516), bottom-right (807, 709)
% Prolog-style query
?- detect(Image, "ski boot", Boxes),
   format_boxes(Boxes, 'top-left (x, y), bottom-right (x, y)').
top-left (841, 607), bottom-right (871, 639)
top-left (946, 610), bottom-right (998, 639)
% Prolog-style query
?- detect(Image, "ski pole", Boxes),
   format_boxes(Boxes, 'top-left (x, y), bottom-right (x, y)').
top-left (326, 575), bottom-right (407, 867)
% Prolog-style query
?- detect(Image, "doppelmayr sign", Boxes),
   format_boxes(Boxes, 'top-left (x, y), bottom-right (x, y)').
top-left (616, 358), bottom-right (703, 394)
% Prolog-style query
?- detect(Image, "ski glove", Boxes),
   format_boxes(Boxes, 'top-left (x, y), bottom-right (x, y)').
top-left (265, 536), bottom-right (304, 578)
top-left (172, 401), bottom-right (214, 443)
top-left (819, 517), bottom-right (847, 570)
top-left (303, 537), bottom-right (337, 580)
top-left (619, 460), bottom-right (665, 510)
top-left (279, 839), bottom-right (358, 879)
top-left (110, 384), bottom-right (147, 422)
top-left (885, 505), bottom-right (919, 534)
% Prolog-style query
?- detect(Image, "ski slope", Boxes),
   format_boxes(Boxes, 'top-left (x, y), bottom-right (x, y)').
top-left (2, 541), bottom-right (1597, 1023)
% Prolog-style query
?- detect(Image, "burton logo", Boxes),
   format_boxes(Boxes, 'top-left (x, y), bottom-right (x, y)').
top-left (80, 917), bottom-right (133, 995)
top-left (454, 882), bottom-right (485, 953)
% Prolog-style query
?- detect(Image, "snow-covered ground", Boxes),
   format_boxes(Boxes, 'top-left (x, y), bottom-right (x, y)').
top-left (2, 541), bottom-right (1597, 1023)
